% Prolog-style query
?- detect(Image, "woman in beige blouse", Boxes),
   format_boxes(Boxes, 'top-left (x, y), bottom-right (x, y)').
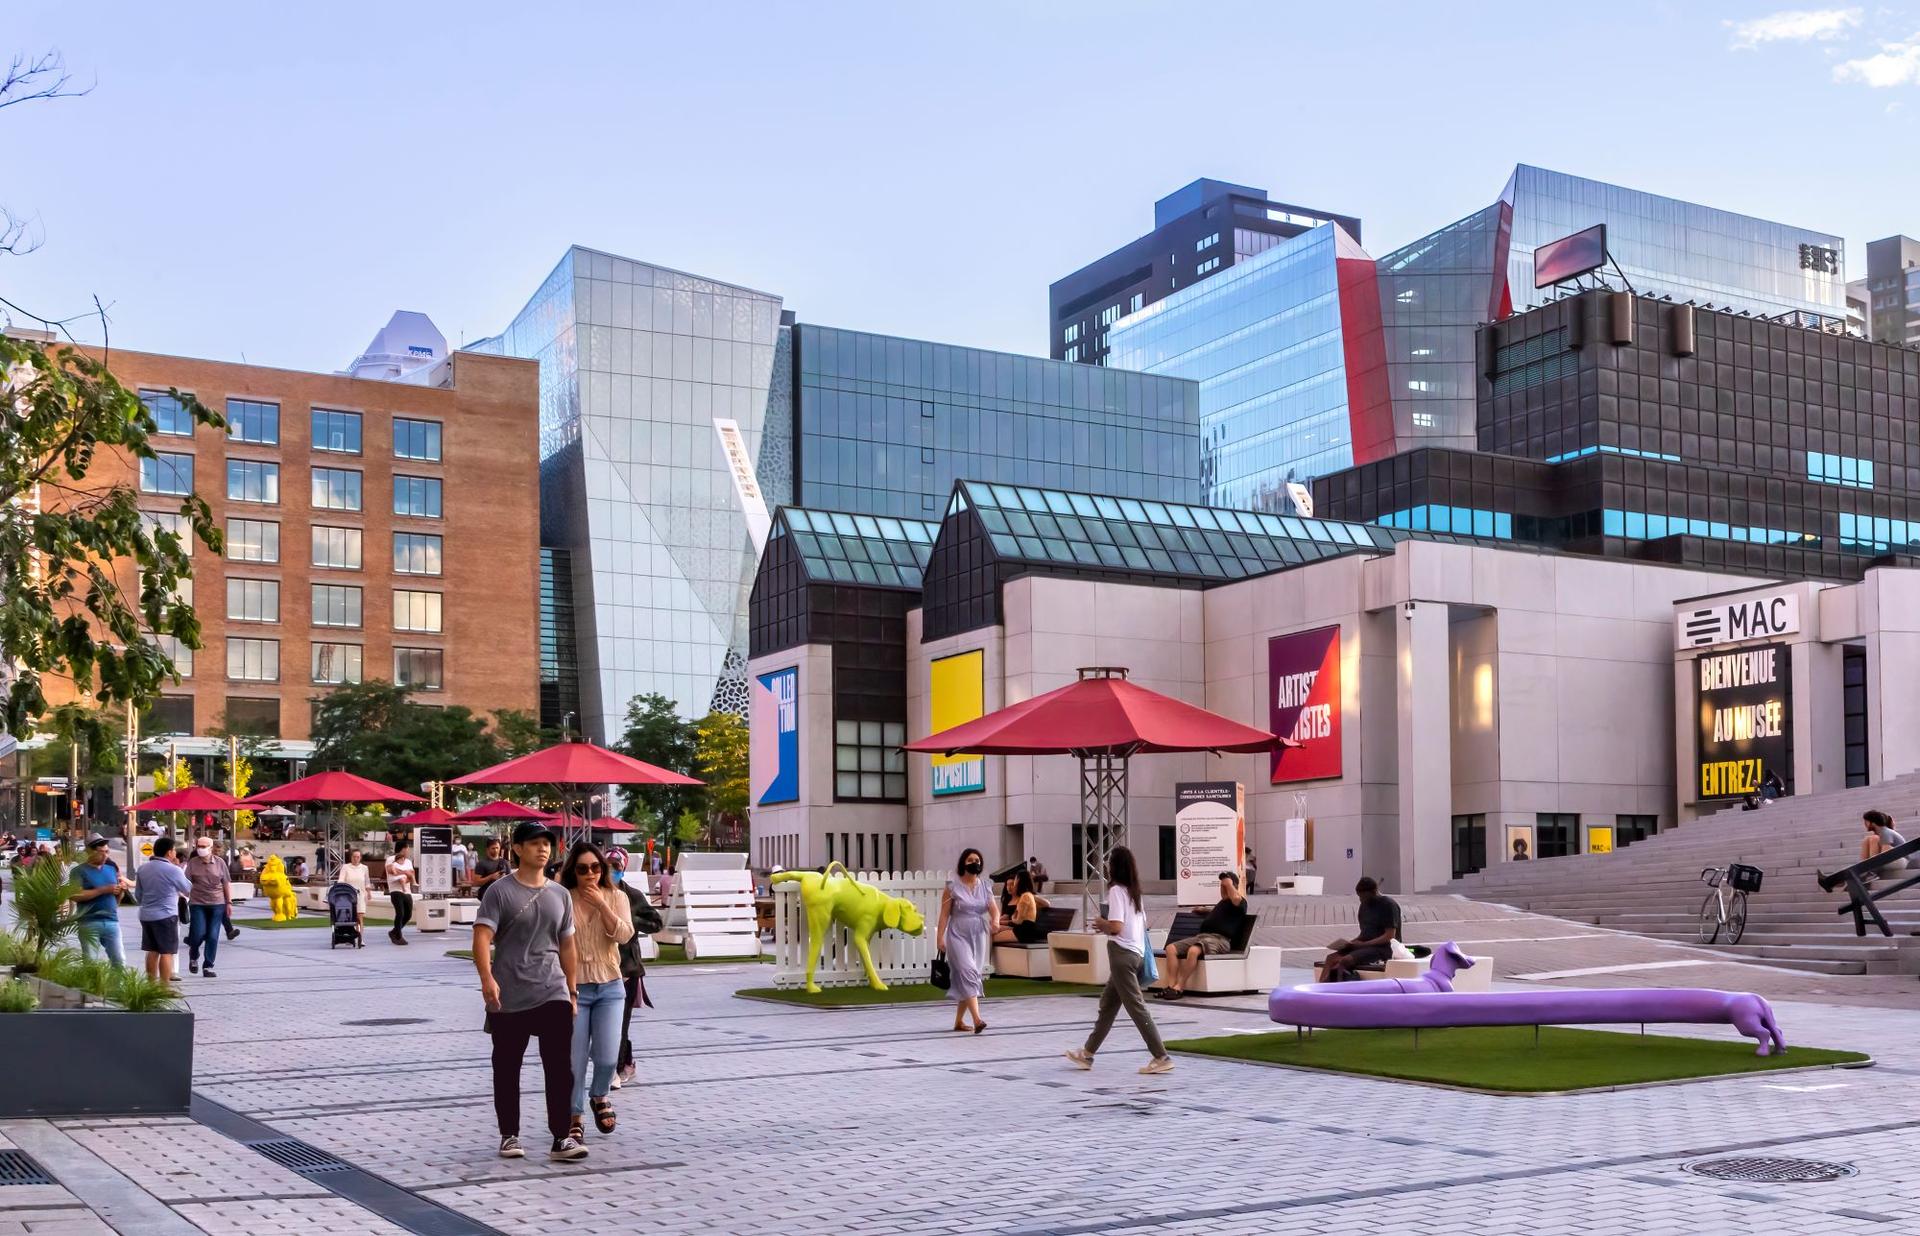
top-left (560, 841), bottom-right (635, 1138)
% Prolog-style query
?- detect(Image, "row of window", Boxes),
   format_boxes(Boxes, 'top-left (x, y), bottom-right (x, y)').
top-left (216, 637), bottom-right (443, 689)
top-left (140, 455), bottom-right (443, 517)
top-left (141, 391), bottom-right (443, 461)
top-left (222, 582), bottom-right (443, 631)
top-left (1196, 257), bottom-right (1221, 277)
top-left (1451, 813), bottom-right (1660, 878)
top-left (223, 520), bottom-right (441, 575)
top-left (1373, 505), bottom-right (1515, 538)
top-left (1194, 232), bottom-right (1220, 253)
top-left (1542, 444), bottom-right (1682, 465)
top-left (1807, 451), bottom-right (1875, 489)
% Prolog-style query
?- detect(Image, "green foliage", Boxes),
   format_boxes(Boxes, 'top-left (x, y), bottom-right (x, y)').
top-left (343, 802), bottom-right (389, 841)
top-left (0, 979), bottom-right (38, 1013)
top-left (29, 701), bottom-right (125, 790)
top-left (492, 708), bottom-right (556, 758)
top-left (310, 679), bottom-right (504, 790)
top-left (107, 969), bottom-right (181, 1012)
top-left (616, 693), bottom-right (702, 828)
top-left (8, 851), bottom-right (81, 970)
top-left (694, 710), bottom-right (749, 824)
top-left (0, 929), bottom-right (23, 967)
top-left (39, 946), bottom-right (113, 996)
top-left (0, 336), bottom-right (223, 732)
top-left (674, 809), bottom-right (703, 845)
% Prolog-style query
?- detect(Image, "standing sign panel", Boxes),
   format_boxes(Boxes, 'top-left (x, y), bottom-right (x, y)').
top-left (1173, 782), bottom-right (1244, 906)
top-left (1269, 626), bottom-right (1342, 783)
top-left (417, 826), bottom-right (453, 895)
top-left (1695, 643), bottom-right (1791, 801)
top-left (929, 651), bottom-right (986, 796)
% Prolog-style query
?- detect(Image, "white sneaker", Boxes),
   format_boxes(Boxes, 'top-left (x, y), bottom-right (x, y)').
top-left (548, 1136), bottom-right (588, 1162)
top-left (498, 1136), bottom-right (524, 1159)
top-left (1139, 1056), bottom-right (1175, 1075)
top-left (1064, 1048), bottom-right (1093, 1070)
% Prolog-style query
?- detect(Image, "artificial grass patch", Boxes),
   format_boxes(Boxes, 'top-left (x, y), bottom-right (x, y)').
top-left (1168, 1025), bottom-right (1870, 1093)
top-left (445, 948), bottom-right (474, 960)
top-left (244, 916), bottom-right (393, 930)
top-left (739, 976), bottom-right (1105, 1006)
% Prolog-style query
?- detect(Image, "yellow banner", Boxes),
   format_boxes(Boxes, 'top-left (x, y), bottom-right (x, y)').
top-left (930, 651), bottom-right (985, 796)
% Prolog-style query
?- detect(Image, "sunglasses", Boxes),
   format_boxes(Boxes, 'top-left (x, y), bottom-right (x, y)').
top-left (575, 862), bottom-right (603, 873)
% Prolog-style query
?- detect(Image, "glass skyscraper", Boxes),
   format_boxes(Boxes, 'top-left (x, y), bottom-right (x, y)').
top-left (794, 324), bottom-right (1198, 519)
top-left (495, 247), bottom-right (785, 738)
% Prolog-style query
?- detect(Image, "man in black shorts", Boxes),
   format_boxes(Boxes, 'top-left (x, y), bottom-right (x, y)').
top-left (1318, 876), bottom-right (1399, 982)
top-left (1156, 871), bottom-right (1251, 1000)
top-left (135, 836), bottom-right (191, 983)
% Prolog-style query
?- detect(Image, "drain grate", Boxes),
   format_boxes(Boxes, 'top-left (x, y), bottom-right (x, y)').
top-left (0, 1150), bottom-right (53, 1186)
top-left (251, 1138), bottom-right (353, 1175)
top-left (1682, 1157), bottom-right (1858, 1183)
top-left (341, 1017), bottom-right (431, 1027)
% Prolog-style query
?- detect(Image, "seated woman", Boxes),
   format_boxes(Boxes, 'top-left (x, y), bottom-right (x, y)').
top-left (1861, 810), bottom-right (1909, 881)
top-left (991, 870), bottom-right (1047, 945)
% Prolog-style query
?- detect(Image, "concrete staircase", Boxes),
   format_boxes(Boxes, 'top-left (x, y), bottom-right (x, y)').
top-left (1435, 774), bottom-right (1920, 976)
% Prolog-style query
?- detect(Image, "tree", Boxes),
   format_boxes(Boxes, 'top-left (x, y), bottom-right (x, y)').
top-left (694, 710), bottom-right (750, 836)
top-left (615, 693), bottom-right (702, 828)
top-left (674, 809), bottom-right (704, 846)
top-left (492, 707), bottom-right (555, 758)
top-left (208, 709), bottom-right (274, 834)
top-left (148, 755), bottom-right (192, 834)
top-left (309, 679), bottom-right (502, 792)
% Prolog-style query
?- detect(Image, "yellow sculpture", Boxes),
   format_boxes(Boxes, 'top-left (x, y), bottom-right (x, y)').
top-left (771, 862), bottom-right (926, 992)
top-left (259, 855), bottom-right (298, 921)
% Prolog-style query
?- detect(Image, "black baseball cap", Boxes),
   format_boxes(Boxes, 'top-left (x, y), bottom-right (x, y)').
top-left (85, 835), bottom-right (112, 850)
top-left (510, 821), bottom-right (558, 847)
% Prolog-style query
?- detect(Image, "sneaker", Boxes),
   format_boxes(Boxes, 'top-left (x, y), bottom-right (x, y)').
top-left (1064, 1048), bottom-right (1094, 1070)
top-left (617, 1062), bottom-right (637, 1083)
top-left (608, 1075), bottom-right (622, 1090)
top-left (189, 959), bottom-right (199, 974)
top-left (548, 1136), bottom-right (588, 1162)
top-left (498, 1136), bottom-right (524, 1159)
top-left (1139, 1056), bottom-right (1175, 1075)
top-left (224, 925), bottom-right (240, 941)
top-left (203, 968), bottom-right (216, 979)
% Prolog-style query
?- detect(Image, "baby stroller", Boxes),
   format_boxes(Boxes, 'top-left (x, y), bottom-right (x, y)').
top-left (327, 882), bottom-right (363, 949)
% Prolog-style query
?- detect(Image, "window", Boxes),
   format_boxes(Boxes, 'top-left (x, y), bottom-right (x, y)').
top-left (1451, 814), bottom-right (1487, 879)
top-left (222, 696), bottom-right (280, 738)
top-left (226, 637), bottom-right (279, 682)
top-left (1062, 323), bottom-right (1080, 345)
top-left (143, 510), bottom-right (191, 549)
top-left (1195, 232), bottom-right (1220, 252)
top-left (1615, 814), bottom-right (1658, 849)
top-left (311, 583), bottom-right (363, 628)
top-left (393, 474), bottom-right (442, 518)
top-left (141, 452), bottom-right (194, 496)
top-left (311, 467), bottom-right (362, 511)
top-left (1411, 411), bottom-right (1436, 429)
top-left (226, 399), bottom-right (279, 445)
top-left (141, 390), bottom-right (195, 437)
top-left (392, 589), bottom-right (442, 632)
top-left (225, 578), bottom-right (279, 623)
top-left (393, 417), bottom-right (442, 461)
top-left (310, 525), bottom-right (363, 570)
top-left (1536, 812), bottom-right (1577, 859)
top-left (1063, 345), bottom-right (1079, 364)
top-left (1129, 292), bottom-right (1145, 313)
top-left (226, 459), bottom-right (279, 504)
top-left (393, 531), bottom-right (443, 576)
top-left (311, 409), bottom-right (362, 453)
top-left (144, 694), bottom-right (194, 736)
top-left (1196, 257), bottom-right (1221, 276)
top-left (226, 518), bottom-right (279, 563)
top-left (311, 641), bottom-right (363, 685)
top-left (152, 634), bottom-right (192, 679)
top-left (394, 646), bottom-right (443, 690)
top-left (1806, 451), bottom-right (1874, 489)
top-left (833, 719), bottom-right (906, 800)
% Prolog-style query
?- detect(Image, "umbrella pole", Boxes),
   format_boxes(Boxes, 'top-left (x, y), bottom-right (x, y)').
top-left (1078, 751), bottom-right (1129, 925)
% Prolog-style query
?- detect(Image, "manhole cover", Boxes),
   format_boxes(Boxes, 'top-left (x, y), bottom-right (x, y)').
top-left (0, 1150), bottom-right (53, 1186)
top-left (250, 1138), bottom-right (352, 1175)
top-left (1682, 1157), bottom-right (1858, 1183)
top-left (341, 1016), bottom-right (430, 1027)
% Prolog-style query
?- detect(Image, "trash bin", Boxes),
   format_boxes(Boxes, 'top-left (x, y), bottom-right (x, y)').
top-left (417, 898), bottom-right (450, 933)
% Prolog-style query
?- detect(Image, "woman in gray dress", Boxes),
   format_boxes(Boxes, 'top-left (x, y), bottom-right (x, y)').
top-left (937, 847), bottom-right (1000, 1033)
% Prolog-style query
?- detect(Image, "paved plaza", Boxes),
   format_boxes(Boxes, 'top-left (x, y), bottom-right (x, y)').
top-left (5, 897), bottom-right (1920, 1236)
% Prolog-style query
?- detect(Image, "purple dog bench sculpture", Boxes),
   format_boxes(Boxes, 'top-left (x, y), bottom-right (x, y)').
top-left (1268, 942), bottom-right (1787, 1056)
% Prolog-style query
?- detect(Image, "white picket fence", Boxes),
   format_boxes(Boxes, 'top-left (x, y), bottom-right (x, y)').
top-left (770, 870), bottom-right (947, 990)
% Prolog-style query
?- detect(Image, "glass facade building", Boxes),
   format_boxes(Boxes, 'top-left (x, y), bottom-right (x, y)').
top-left (494, 246), bottom-right (785, 737)
top-left (794, 324), bottom-right (1199, 518)
top-left (1106, 223), bottom-right (1385, 510)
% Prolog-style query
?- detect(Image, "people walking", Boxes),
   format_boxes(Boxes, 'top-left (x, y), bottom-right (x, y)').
top-left (386, 839), bottom-right (416, 944)
top-left (1065, 846), bottom-right (1172, 1075)
top-left (473, 838), bottom-right (508, 890)
top-left (937, 847), bottom-right (999, 1034)
top-left (72, 836), bottom-right (131, 968)
top-left (338, 848), bottom-right (371, 932)
top-left (560, 841), bottom-right (634, 1138)
top-left (183, 837), bottom-right (232, 978)
top-left (472, 821), bottom-right (587, 1163)
top-left (135, 836), bottom-right (191, 984)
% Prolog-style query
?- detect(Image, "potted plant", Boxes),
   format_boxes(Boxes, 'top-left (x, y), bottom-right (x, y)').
top-left (7, 851), bottom-right (81, 975)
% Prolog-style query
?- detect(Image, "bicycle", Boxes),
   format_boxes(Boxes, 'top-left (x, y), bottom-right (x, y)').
top-left (1697, 865), bottom-right (1750, 945)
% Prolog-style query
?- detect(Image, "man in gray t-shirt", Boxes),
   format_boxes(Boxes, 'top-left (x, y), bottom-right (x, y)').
top-left (473, 821), bottom-right (583, 1163)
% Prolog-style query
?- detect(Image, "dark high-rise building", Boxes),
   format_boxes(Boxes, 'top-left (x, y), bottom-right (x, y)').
top-left (1048, 179), bottom-right (1361, 367)
top-left (1864, 235), bottom-right (1920, 347)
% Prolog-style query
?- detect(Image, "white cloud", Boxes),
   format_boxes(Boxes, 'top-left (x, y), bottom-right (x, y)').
top-left (1834, 34), bottom-right (1920, 84)
top-left (1727, 7), bottom-right (1863, 49)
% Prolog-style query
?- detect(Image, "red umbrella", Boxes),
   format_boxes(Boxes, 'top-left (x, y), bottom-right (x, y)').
top-left (238, 770), bottom-right (425, 806)
top-left (905, 667), bottom-right (1289, 915)
top-left (453, 800), bottom-right (558, 822)
top-left (390, 806), bottom-right (461, 826)
top-left (136, 786), bottom-right (245, 812)
top-left (449, 740), bottom-right (700, 788)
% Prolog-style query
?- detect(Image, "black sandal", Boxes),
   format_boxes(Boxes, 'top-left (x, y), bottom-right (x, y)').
top-left (591, 1097), bottom-right (615, 1134)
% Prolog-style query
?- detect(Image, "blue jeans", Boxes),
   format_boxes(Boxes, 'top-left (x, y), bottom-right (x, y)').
top-left (570, 979), bottom-right (625, 1115)
top-left (78, 917), bottom-right (125, 969)
top-left (187, 903), bottom-right (224, 967)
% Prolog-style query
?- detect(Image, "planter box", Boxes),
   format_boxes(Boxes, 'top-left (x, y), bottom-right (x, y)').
top-left (0, 979), bottom-right (194, 1118)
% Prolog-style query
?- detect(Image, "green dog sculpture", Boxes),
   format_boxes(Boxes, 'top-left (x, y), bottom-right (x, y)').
top-left (771, 862), bottom-right (926, 992)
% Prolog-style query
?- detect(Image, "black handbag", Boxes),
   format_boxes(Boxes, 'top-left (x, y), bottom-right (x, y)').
top-left (929, 951), bottom-right (952, 991)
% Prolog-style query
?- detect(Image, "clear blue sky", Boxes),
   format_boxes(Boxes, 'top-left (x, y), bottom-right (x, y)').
top-left (6, 2), bottom-right (1916, 372)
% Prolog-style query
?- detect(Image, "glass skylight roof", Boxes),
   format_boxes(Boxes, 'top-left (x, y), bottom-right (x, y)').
top-left (775, 508), bottom-right (937, 589)
top-left (951, 480), bottom-right (1489, 584)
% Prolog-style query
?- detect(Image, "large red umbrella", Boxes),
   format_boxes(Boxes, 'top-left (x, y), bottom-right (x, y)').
top-left (906, 667), bottom-right (1290, 914)
top-left (238, 771), bottom-right (424, 880)
top-left (390, 806), bottom-right (461, 827)
top-left (136, 787), bottom-right (246, 812)
top-left (453, 800), bottom-right (557, 822)
top-left (451, 739), bottom-right (700, 850)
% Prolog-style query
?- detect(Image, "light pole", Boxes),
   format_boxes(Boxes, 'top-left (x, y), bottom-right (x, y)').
top-left (123, 701), bottom-right (140, 872)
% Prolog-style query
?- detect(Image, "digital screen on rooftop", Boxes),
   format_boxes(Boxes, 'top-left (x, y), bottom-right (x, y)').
top-left (1533, 223), bottom-right (1607, 288)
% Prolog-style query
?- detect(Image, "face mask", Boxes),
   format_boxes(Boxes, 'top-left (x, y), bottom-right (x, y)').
top-left (963, 861), bottom-right (983, 875)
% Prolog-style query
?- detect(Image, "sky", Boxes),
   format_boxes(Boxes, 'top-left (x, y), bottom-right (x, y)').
top-left (5, 2), bottom-right (1919, 373)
